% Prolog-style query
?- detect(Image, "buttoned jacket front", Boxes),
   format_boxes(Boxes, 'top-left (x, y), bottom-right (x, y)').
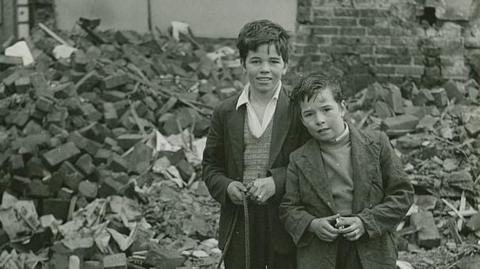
top-left (279, 124), bottom-right (414, 269)
top-left (202, 87), bottom-right (309, 254)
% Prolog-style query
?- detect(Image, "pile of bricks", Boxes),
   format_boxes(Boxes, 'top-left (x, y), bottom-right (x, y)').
top-left (349, 78), bottom-right (480, 266)
top-left (0, 24), bottom-right (241, 268)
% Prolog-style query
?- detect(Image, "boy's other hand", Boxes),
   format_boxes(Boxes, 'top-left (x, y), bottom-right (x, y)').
top-left (227, 182), bottom-right (247, 205)
top-left (336, 216), bottom-right (365, 241)
top-left (248, 177), bottom-right (275, 204)
top-left (308, 214), bottom-right (340, 242)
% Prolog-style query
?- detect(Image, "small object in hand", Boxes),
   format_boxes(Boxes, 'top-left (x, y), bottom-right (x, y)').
top-left (336, 217), bottom-right (345, 229)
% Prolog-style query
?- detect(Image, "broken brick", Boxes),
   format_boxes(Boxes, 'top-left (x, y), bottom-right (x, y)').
top-left (103, 253), bottom-right (127, 269)
top-left (177, 159), bottom-right (195, 181)
top-left (443, 80), bottom-right (466, 103)
top-left (109, 154), bottom-right (128, 172)
top-left (98, 177), bottom-right (124, 197)
top-left (78, 180), bottom-right (98, 200)
top-left (430, 88), bottom-right (448, 107)
top-left (103, 102), bottom-right (118, 128)
top-left (80, 103), bottom-right (102, 122)
top-left (144, 244), bottom-right (186, 269)
top-left (124, 143), bottom-right (153, 174)
top-left (35, 96), bottom-right (54, 113)
top-left (42, 142), bottom-right (81, 167)
top-left (28, 179), bottom-right (52, 198)
top-left (0, 55), bottom-right (23, 70)
top-left (68, 131), bottom-right (102, 156)
top-left (94, 148), bottom-right (113, 164)
top-left (58, 162), bottom-right (84, 191)
top-left (75, 154), bottom-right (96, 175)
top-left (381, 114), bottom-right (419, 131)
top-left (42, 198), bottom-right (70, 222)
top-left (25, 157), bottom-right (46, 178)
top-left (84, 261), bottom-right (102, 269)
top-left (102, 90), bottom-right (127, 102)
top-left (57, 187), bottom-right (74, 200)
top-left (102, 74), bottom-right (130, 90)
top-left (411, 210), bottom-right (441, 249)
top-left (116, 133), bottom-right (144, 150)
top-left (465, 116), bottom-right (480, 137)
top-left (10, 175), bottom-right (32, 195)
top-left (466, 213), bottom-right (480, 232)
top-left (374, 100), bottom-right (394, 119)
top-left (9, 154), bottom-right (25, 171)
top-left (385, 83), bottom-right (404, 114)
top-left (14, 76), bottom-right (31, 93)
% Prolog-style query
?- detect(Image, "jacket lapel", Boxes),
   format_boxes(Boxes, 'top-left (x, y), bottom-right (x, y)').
top-left (226, 103), bottom-right (245, 178)
top-left (300, 140), bottom-right (336, 213)
top-left (349, 124), bottom-right (376, 213)
top-left (269, 88), bottom-right (291, 167)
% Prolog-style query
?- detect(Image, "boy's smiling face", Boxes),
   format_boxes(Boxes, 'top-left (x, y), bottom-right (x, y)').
top-left (243, 44), bottom-right (287, 96)
top-left (300, 88), bottom-right (346, 143)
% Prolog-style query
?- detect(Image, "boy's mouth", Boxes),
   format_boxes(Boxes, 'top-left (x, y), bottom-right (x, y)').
top-left (317, 128), bottom-right (330, 134)
top-left (256, 77), bottom-right (272, 82)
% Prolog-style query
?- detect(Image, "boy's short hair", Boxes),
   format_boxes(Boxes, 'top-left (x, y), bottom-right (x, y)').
top-left (290, 73), bottom-right (345, 105)
top-left (236, 19), bottom-right (290, 64)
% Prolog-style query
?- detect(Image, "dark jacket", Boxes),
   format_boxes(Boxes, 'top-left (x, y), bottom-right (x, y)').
top-left (202, 87), bottom-right (308, 254)
top-left (279, 124), bottom-right (414, 269)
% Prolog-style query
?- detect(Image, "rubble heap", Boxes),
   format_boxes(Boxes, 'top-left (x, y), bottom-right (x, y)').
top-left (0, 22), bottom-right (240, 269)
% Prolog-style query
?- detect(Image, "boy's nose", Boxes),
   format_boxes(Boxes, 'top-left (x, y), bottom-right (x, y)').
top-left (314, 113), bottom-right (326, 125)
top-left (259, 62), bottom-right (271, 72)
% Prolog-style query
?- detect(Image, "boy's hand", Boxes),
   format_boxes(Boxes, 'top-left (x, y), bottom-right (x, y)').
top-left (308, 214), bottom-right (340, 242)
top-left (227, 182), bottom-right (247, 205)
top-left (247, 177), bottom-right (275, 204)
top-left (336, 216), bottom-right (365, 241)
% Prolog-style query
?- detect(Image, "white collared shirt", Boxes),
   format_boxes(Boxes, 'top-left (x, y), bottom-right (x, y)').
top-left (236, 82), bottom-right (282, 138)
top-left (334, 122), bottom-right (350, 142)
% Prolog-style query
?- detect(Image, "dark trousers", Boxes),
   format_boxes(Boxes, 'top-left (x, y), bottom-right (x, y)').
top-left (335, 237), bottom-right (363, 269)
top-left (224, 205), bottom-right (295, 269)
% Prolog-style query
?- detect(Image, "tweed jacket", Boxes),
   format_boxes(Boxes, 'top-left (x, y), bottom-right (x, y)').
top-left (202, 87), bottom-right (309, 254)
top-left (279, 124), bottom-right (414, 269)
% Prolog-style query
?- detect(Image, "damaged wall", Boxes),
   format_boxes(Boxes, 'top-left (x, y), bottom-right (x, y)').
top-left (293, 0), bottom-right (480, 96)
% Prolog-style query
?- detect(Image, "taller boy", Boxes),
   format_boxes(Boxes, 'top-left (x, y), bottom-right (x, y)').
top-left (202, 20), bottom-right (307, 269)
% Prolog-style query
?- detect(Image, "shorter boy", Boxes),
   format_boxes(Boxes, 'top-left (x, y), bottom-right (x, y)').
top-left (279, 73), bottom-right (414, 269)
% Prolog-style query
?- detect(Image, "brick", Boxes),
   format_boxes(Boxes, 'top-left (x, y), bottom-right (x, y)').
top-left (312, 8), bottom-right (334, 17)
top-left (109, 154), bottom-right (128, 172)
top-left (78, 180), bottom-right (98, 200)
top-left (9, 154), bottom-right (25, 171)
top-left (374, 101), bottom-right (394, 119)
top-left (430, 88), bottom-right (448, 107)
top-left (0, 55), bottom-right (23, 70)
top-left (74, 71), bottom-right (101, 93)
top-left (465, 116), bottom-right (480, 137)
top-left (411, 210), bottom-right (441, 249)
top-left (84, 261), bottom-right (102, 269)
top-left (25, 157), bottom-right (46, 178)
top-left (98, 176), bottom-right (124, 198)
top-left (103, 253), bottom-right (127, 269)
top-left (340, 27), bottom-right (366, 36)
top-left (176, 159), bottom-right (195, 181)
top-left (80, 103), bottom-right (102, 122)
top-left (320, 45), bottom-right (373, 55)
top-left (11, 175), bottom-right (32, 195)
top-left (57, 188), bottom-right (74, 200)
top-left (376, 56), bottom-right (411, 65)
top-left (69, 255), bottom-right (81, 269)
top-left (394, 66), bottom-right (425, 77)
top-left (14, 76), bottom-right (31, 93)
top-left (381, 115), bottom-right (419, 130)
top-left (334, 8), bottom-right (360, 17)
top-left (358, 18), bottom-right (375, 26)
top-left (124, 143), bottom-right (153, 174)
top-left (35, 96), bottom-right (54, 113)
top-left (58, 162), bottom-right (84, 191)
top-left (443, 80), bottom-right (466, 103)
top-left (103, 102), bottom-right (118, 128)
top-left (359, 8), bottom-right (389, 17)
top-left (466, 213), bottom-right (480, 232)
top-left (28, 179), bottom-right (52, 198)
top-left (312, 26), bottom-right (339, 35)
top-left (5, 109), bottom-right (30, 127)
top-left (94, 148), bottom-right (113, 164)
top-left (43, 142), bottom-right (81, 167)
top-left (68, 131), bottom-right (102, 156)
top-left (314, 17), bottom-right (357, 26)
top-left (144, 244), bottom-right (185, 269)
top-left (372, 66), bottom-right (395, 75)
top-left (102, 74), bottom-right (130, 90)
top-left (75, 154), bottom-right (95, 175)
top-left (385, 83), bottom-right (405, 114)
top-left (116, 133), bottom-right (144, 150)
top-left (102, 90), bottom-right (127, 102)
top-left (30, 72), bottom-right (50, 97)
top-left (72, 50), bottom-right (88, 72)
top-left (42, 199), bottom-right (70, 222)
top-left (417, 115), bottom-right (439, 131)
top-left (80, 122), bottom-right (112, 143)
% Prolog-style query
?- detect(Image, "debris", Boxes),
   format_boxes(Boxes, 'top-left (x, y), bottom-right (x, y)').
top-left (5, 41), bottom-right (35, 66)
top-left (410, 210), bottom-right (442, 249)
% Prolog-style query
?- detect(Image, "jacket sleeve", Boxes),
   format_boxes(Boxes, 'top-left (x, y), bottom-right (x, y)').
top-left (357, 132), bottom-right (414, 238)
top-left (202, 105), bottom-right (234, 206)
top-left (279, 155), bottom-right (316, 246)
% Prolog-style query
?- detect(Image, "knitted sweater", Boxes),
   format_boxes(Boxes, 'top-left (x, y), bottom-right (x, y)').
top-left (243, 116), bottom-right (273, 183)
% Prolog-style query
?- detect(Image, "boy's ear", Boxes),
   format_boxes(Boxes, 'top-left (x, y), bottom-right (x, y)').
top-left (340, 100), bottom-right (347, 117)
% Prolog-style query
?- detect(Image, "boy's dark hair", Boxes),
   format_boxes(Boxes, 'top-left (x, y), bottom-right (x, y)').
top-left (236, 19), bottom-right (290, 64)
top-left (290, 73), bottom-right (345, 105)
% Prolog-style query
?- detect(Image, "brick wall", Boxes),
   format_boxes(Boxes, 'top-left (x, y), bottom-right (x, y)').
top-left (293, 0), bottom-right (476, 96)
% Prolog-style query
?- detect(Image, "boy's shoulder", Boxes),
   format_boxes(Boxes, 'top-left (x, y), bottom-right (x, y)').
top-left (212, 92), bottom-right (242, 113)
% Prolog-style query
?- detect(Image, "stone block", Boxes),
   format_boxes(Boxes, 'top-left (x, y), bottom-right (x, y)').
top-left (58, 162), bottom-right (84, 191)
top-left (98, 177), bottom-right (124, 197)
top-left (68, 131), bottom-right (102, 156)
top-left (80, 103), bottom-right (102, 122)
top-left (75, 154), bottom-right (96, 175)
top-left (28, 179), bottom-right (52, 198)
top-left (42, 142), bottom-right (81, 167)
top-left (410, 210), bottom-right (441, 249)
top-left (78, 180), bottom-right (98, 200)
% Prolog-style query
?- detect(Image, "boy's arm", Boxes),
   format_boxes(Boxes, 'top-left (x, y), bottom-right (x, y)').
top-left (202, 106), bottom-right (234, 205)
top-left (357, 132), bottom-right (414, 239)
top-left (279, 155), bottom-right (316, 246)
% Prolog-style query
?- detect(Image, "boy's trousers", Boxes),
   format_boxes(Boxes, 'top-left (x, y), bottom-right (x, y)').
top-left (335, 237), bottom-right (363, 269)
top-left (224, 204), bottom-right (296, 269)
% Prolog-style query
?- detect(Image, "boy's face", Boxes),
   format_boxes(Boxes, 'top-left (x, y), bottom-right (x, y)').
top-left (243, 44), bottom-right (287, 96)
top-left (300, 88), bottom-right (346, 143)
